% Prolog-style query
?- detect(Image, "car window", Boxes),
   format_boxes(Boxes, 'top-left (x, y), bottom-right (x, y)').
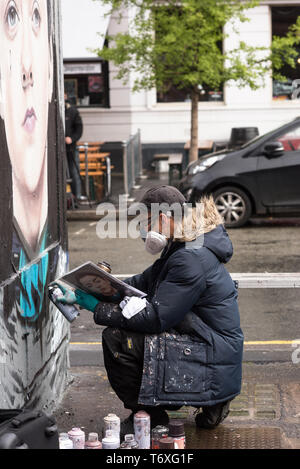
top-left (276, 124), bottom-right (300, 151)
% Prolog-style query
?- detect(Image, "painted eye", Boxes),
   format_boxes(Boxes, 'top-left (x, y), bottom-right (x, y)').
top-left (6, 2), bottom-right (19, 30)
top-left (32, 6), bottom-right (41, 31)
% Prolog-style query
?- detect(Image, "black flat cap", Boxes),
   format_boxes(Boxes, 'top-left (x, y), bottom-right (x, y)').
top-left (139, 185), bottom-right (186, 209)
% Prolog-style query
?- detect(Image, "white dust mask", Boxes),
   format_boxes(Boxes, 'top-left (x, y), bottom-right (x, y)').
top-left (145, 231), bottom-right (168, 255)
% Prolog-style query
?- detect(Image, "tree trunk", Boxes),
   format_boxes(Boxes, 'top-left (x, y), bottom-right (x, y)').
top-left (189, 86), bottom-right (199, 163)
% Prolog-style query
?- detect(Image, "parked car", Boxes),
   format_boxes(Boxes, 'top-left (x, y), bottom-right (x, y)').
top-left (178, 117), bottom-right (300, 227)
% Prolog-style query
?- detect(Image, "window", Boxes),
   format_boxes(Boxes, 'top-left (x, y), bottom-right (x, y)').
top-left (272, 7), bottom-right (300, 101)
top-left (157, 84), bottom-right (223, 103)
top-left (276, 124), bottom-right (300, 151)
top-left (64, 60), bottom-right (109, 108)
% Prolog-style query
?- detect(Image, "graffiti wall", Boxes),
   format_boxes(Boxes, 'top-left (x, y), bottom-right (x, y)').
top-left (0, 0), bottom-right (69, 411)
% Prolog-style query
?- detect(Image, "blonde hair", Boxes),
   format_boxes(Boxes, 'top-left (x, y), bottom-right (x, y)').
top-left (173, 195), bottom-right (224, 242)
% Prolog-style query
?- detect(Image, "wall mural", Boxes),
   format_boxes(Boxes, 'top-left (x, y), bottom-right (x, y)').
top-left (0, 0), bottom-right (69, 410)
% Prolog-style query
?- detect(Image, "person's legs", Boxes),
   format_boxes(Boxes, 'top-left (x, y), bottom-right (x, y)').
top-left (102, 327), bottom-right (145, 410)
top-left (67, 149), bottom-right (82, 199)
top-left (102, 327), bottom-right (171, 435)
top-left (195, 400), bottom-right (231, 429)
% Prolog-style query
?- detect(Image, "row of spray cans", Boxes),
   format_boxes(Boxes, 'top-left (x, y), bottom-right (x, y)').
top-left (59, 429), bottom-right (102, 449)
top-left (59, 412), bottom-right (185, 450)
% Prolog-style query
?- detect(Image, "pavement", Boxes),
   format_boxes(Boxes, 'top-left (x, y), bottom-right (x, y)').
top-left (53, 172), bottom-right (300, 450)
top-left (53, 341), bottom-right (300, 450)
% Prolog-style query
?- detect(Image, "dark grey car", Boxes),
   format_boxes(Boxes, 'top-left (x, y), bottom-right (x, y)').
top-left (178, 117), bottom-right (300, 227)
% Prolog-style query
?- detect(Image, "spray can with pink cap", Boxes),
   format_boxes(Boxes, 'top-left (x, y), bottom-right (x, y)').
top-left (85, 432), bottom-right (102, 449)
top-left (67, 427), bottom-right (85, 450)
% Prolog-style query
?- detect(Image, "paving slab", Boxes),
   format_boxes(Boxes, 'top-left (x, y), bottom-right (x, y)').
top-left (53, 362), bottom-right (300, 450)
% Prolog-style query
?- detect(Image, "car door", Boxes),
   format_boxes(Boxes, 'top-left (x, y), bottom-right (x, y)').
top-left (255, 123), bottom-right (300, 211)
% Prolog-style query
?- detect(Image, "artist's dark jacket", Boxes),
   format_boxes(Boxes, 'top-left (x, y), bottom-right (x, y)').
top-left (65, 103), bottom-right (83, 152)
top-left (93, 217), bottom-right (244, 407)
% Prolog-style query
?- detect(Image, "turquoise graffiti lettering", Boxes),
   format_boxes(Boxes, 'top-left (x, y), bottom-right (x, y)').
top-left (19, 232), bottom-right (49, 322)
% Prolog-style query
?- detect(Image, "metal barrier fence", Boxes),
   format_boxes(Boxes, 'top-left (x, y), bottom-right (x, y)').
top-left (122, 129), bottom-right (143, 197)
top-left (114, 272), bottom-right (300, 288)
top-left (76, 143), bottom-right (89, 198)
top-left (76, 143), bottom-right (112, 201)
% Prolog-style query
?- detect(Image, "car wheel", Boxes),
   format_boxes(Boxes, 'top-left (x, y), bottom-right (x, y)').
top-left (213, 186), bottom-right (252, 228)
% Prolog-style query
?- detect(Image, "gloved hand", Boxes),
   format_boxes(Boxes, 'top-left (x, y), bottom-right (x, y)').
top-left (74, 289), bottom-right (99, 312)
top-left (53, 283), bottom-right (77, 304)
top-left (119, 296), bottom-right (147, 319)
top-left (54, 283), bottom-right (99, 312)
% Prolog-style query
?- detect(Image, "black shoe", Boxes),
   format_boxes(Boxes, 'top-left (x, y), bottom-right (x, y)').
top-left (195, 401), bottom-right (231, 430)
top-left (148, 408), bottom-right (169, 429)
top-left (120, 413), bottom-right (135, 440)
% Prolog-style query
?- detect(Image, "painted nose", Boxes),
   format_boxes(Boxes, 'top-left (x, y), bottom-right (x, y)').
top-left (21, 17), bottom-right (34, 90)
top-left (22, 69), bottom-right (34, 90)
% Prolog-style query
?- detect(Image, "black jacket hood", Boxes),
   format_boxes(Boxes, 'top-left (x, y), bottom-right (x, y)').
top-left (203, 224), bottom-right (233, 264)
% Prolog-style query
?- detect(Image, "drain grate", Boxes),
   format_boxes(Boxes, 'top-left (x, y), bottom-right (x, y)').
top-left (186, 426), bottom-right (281, 449)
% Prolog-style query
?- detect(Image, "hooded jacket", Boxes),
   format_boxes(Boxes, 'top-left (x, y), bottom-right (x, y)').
top-left (93, 200), bottom-right (244, 406)
top-left (65, 103), bottom-right (83, 152)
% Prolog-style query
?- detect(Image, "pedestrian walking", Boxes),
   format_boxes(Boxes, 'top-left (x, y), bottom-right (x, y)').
top-left (56, 185), bottom-right (244, 436)
top-left (65, 93), bottom-right (83, 202)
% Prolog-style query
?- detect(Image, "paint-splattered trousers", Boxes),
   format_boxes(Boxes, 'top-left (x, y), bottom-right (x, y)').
top-left (102, 326), bottom-right (231, 427)
top-left (102, 327), bottom-right (181, 413)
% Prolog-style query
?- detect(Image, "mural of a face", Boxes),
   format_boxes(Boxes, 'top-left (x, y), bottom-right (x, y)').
top-left (79, 274), bottom-right (118, 297)
top-left (0, 0), bottom-right (53, 243)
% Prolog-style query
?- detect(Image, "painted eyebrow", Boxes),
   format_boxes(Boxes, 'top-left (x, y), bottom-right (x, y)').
top-left (31, 0), bottom-right (41, 12)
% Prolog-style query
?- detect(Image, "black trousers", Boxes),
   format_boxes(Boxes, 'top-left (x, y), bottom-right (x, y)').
top-left (102, 327), bottom-right (231, 423)
top-left (66, 149), bottom-right (82, 198)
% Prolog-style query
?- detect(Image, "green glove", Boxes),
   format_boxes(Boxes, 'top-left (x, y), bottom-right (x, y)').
top-left (74, 289), bottom-right (99, 312)
top-left (53, 283), bottom-right (99, 312)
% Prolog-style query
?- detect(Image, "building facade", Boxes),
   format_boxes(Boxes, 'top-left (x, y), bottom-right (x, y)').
top-left (61, 0), bottom-right (300, 151)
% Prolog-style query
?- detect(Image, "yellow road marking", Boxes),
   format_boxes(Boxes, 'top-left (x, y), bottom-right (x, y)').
top-left (70, 342), bottom-right (102, 345)
top-left (70, 340), bottom-right (300, 346)
top-left (244, 340), bottom-right (300, 345)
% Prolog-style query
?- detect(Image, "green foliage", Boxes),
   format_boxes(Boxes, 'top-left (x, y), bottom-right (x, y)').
top-left (93, 0), bottom-right (269, 93)
top-left (93, 0), bottom-right (300, 94)
top-left (91, 0), bottom-right (300, 161)
top-left (271, 15), bottom-right (300, 82)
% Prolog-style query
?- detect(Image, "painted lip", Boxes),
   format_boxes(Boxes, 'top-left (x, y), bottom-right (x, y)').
top-left (22, 107), bottom-right (37, 134)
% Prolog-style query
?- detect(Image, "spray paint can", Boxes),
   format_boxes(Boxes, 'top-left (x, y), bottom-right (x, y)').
top-left (102, 430), bottom-right (120, 449)
top-left (103, 413), bottom-right (120, 445)
top-left (85, 432), bottom-right (102, 449)
top-left (67, 427), bottom-right (85, 450)
top-left (48, 285), bottom-right (80, 323)
top-left (159, 437), bottom-right (175, 450)
top-left (97, 262), bottom-right (112, 273)
top-left (120, 434), bottom-right (139, 449)
top-left (59, 433), bottom-right (74, 449)
top-left (168, 420), bottom-right (186, 449)
top-left (134, 411), bottom-right (151, 449)
top-left (151, 425), bottom-right (169, 449)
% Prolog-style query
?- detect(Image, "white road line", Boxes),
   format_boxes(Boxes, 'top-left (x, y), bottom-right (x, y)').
top-left (114, 274), bottom-right (134, 278)
top-left (89, 222), bottom-right (97, 227)
top-left (74, 228), bottom-right (86, 236)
